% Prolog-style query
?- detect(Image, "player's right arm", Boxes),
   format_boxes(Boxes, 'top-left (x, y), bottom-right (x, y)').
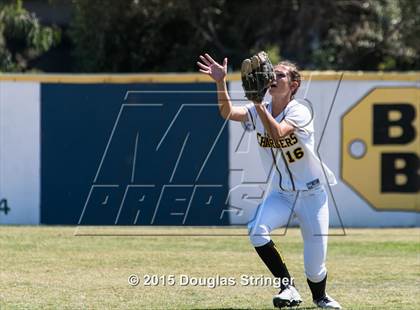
top-left (197, 53), bottom-right (247, 122)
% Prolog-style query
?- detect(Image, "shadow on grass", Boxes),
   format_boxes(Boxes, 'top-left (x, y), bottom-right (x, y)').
top-left (191, 307), bottom-right (317, 310)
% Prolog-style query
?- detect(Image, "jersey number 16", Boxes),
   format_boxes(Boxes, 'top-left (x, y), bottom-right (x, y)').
top-left (285, 147), bottom-right (304, 163)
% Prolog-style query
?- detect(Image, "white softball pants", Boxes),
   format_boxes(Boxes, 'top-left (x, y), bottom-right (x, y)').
top-left (248, 186), bottom-right (329, 283)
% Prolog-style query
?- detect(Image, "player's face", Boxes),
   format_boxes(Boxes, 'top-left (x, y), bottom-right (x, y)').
top-left (269, 65), bottom-right (292, 97)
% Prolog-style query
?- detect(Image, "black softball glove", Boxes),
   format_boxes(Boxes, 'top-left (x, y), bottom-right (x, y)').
top-left (241, 51), bottom-right (275, 102)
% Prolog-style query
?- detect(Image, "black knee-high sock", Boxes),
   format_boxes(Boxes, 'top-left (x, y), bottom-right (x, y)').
top-left (307, 274), bottom-right (327, 300)
top-left (254, 240), bottom-right (293, 289)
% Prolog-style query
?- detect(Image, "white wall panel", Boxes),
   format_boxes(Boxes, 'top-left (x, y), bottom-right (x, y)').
top-left (0, 82), bottom-right (40, 224)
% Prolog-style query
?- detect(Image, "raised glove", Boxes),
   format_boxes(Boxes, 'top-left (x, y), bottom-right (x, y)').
top-left (241, 51), bottom-right (275, 102)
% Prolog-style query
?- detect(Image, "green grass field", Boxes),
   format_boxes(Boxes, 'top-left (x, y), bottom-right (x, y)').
top-left (0, 227), bottom-right (419, 309)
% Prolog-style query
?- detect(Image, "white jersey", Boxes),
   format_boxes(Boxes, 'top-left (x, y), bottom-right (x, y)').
top-left (242, 99), bottom-right (336, 191)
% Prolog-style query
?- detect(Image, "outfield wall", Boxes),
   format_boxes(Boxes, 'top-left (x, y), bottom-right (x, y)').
top-left (0, 72), bottom-right (418, 226)
top-left (0, 82), bottom-right (40, 224)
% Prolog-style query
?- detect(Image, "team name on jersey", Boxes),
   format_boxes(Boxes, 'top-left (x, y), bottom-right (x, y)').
top-left (256, 132), bottom-right (298, 149)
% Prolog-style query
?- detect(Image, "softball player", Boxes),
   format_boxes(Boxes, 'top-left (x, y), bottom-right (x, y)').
top-left (197, 53), bottom-right (341, 309)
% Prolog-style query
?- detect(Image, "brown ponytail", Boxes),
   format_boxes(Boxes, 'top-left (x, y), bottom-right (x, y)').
top-left (277, 61), bottom-right (301, 98)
